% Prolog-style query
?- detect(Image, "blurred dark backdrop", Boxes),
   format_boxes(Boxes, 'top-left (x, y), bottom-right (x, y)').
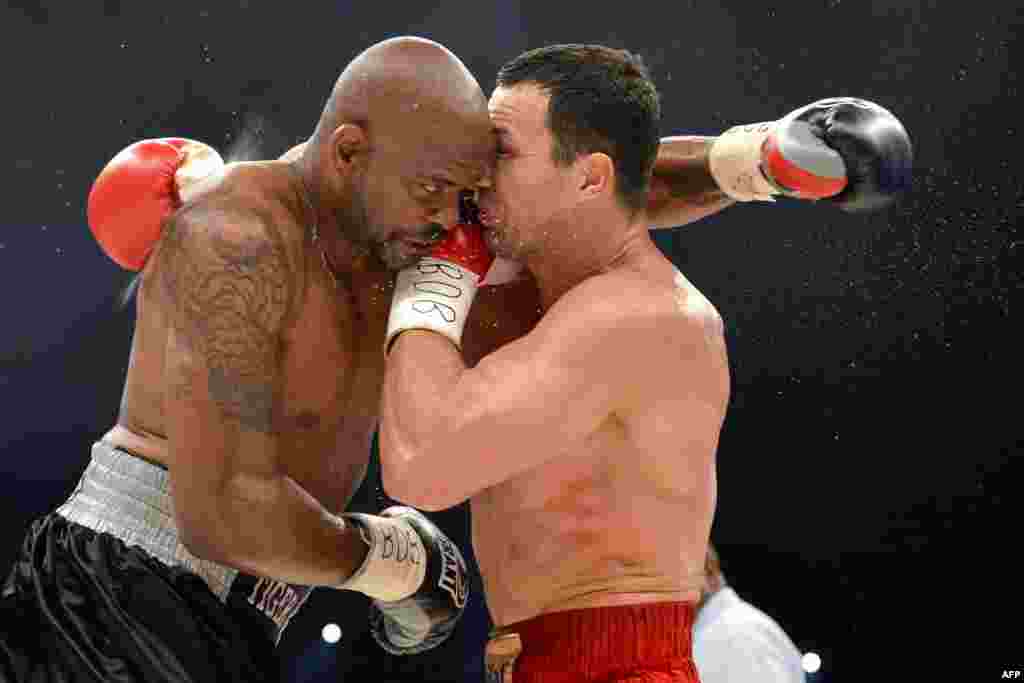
top-left (1, 1), bottom-right (1019, 681)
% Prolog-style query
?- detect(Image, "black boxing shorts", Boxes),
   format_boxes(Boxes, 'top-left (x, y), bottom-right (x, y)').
top-left (0, 441), bottom-right (314, 682)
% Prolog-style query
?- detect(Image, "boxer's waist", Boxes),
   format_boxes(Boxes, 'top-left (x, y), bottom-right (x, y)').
top-left (55, 441), bottom-right (313, 644)
top-left (57, 441), bottom-right (240, 600)
top-left (487, 602), bottom-right (696, 679)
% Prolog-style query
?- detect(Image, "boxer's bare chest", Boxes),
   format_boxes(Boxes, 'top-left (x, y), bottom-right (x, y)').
top-left (276, 267), bottom-right (393, 511)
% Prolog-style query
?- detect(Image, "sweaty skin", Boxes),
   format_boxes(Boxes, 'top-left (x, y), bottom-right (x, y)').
top-left (479, 264), bottom-right (726, 625)
top-left (384, 256), bottom-right (727, 625)
top-left (380, 83), bottom-right (731, 627)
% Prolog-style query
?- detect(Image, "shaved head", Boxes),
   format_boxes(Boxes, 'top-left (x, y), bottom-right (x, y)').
top-left (301, 37), bottom-right (495, 270)
top-left (313, 36), bottom-right (489, 149)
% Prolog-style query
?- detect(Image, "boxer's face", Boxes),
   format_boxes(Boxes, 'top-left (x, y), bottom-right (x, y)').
top-left (357, 116), bottom-right (495, 270)
top-left (479, 84), bottom-right (579, 260)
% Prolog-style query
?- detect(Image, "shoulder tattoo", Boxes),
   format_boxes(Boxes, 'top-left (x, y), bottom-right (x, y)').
top-left (160, 209), bottom-right (298, 432)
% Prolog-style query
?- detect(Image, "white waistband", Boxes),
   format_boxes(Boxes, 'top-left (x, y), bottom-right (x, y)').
top-left (56, 441), bottom-right (238, 601)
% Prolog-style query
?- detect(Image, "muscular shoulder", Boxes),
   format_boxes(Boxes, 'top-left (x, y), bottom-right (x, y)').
top-left (154, 173), bottom-right (308, 340)
top-left (158, 163), bottom-right (306, 259)
top-left (550, 268), bottom-right (721, 351)
top-left (666, 269), bottom-right (727, 358)
top-left (545, 267), bottom-right (728, 405)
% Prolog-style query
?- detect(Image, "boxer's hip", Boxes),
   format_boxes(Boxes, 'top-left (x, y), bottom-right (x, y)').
top-left (2, 442), bottom-right (310, 670)
top-left (57, 441), bottom-right (314, 641)
top-left (54, 440), bottom-right (240, 600)
top-left (1, 511), bottom-right (281, 682)
top-left (486, 602), bottom-right (700, 683)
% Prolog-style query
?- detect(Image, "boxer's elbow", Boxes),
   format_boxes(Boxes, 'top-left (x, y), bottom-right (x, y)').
top-left (174, 487), bottom-right (251, 567)
top-left (385, 483), bottom-right (466, 512)
top-left (387, 479), bottom-right (465, 512)
top-left (383, 485), bottom-right (459, 512)
top-left (176, 510), bottom-right (231, 564)
top-left (379, 433), bottom-right (466, 512)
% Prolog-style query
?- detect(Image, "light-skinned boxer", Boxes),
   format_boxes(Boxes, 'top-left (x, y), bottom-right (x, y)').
top-left (379, 44), bottom-right (911, 683)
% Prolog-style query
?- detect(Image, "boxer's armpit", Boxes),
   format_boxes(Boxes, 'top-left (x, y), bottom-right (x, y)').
top-left (159, 207), bottom-right (298, 433)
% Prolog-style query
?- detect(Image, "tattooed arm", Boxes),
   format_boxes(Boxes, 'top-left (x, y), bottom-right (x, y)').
top-left (159, 206), bottom-right (366, 586)
top-left (647, 136), bottom-right (736, 230)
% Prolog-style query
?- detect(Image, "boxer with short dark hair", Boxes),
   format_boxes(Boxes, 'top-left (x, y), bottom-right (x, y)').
top-left (378, 43), bottom-right (911, 682)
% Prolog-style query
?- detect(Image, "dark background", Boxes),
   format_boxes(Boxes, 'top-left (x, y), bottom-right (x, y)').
top-left (1, 1), bottom-right (1019, 681)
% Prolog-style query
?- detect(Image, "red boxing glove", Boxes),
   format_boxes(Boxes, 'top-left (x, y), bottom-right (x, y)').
top-left (385, 222), bottom-right (495, 352)
top-left (428, 222), bottom-right (494, 279)
top-left (87, 137), bottom-right (224, 270)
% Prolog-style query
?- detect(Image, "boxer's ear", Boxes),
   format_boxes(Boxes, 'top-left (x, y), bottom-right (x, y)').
top-left (331, 124), bottom-right (368, 170)
top-left (577, 152), bottom-right (614, 201)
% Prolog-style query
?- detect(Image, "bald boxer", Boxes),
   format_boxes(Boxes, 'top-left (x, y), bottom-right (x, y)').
top-left (0, 36), bottom-right (764, 682)
top-left (0, 37), bottom-right (502, 682)
top-left (379, 44), bottom-right (911, 682)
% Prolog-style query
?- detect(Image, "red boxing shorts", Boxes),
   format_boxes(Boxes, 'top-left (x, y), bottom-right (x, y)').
top-left (486, 602), bottom-right (700, 683)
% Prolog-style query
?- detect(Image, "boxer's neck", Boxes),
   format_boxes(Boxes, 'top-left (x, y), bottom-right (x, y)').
top-left (286, 159), bottom-right (389, 285)
top-left (527, 215), bottom-right (648, 310)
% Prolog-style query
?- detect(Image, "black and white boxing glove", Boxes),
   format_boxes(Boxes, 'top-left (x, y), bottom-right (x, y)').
top-left (709, 97), bottom-right (913, 212)
top-left (341, 506), bottom-right (468, 655)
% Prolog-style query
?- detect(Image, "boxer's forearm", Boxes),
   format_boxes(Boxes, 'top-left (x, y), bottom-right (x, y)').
top-left (380, 331), bottom-right (483, 510)
top-left (179, 472), bottom-right (369, 586)
top-left (647, 136), bottom-right (735, 230)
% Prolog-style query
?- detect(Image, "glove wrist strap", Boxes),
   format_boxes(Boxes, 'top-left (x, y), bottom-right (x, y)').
top-left (709, 122), bottom-right (783, 202)
top-left (174, 141), bottom-right (225, 205)
top-left (336, 514), bottom-right (427, 602)
top-left (385, 258), bottom-right (481, 354)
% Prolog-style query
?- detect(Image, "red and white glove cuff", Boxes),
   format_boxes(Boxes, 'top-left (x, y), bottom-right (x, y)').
top-left (708, 122), bottom-right (781, 202)
top-left (172, 140), bottom-right (225, 204)
top-left (385, 258), bottom-right (482, 353)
